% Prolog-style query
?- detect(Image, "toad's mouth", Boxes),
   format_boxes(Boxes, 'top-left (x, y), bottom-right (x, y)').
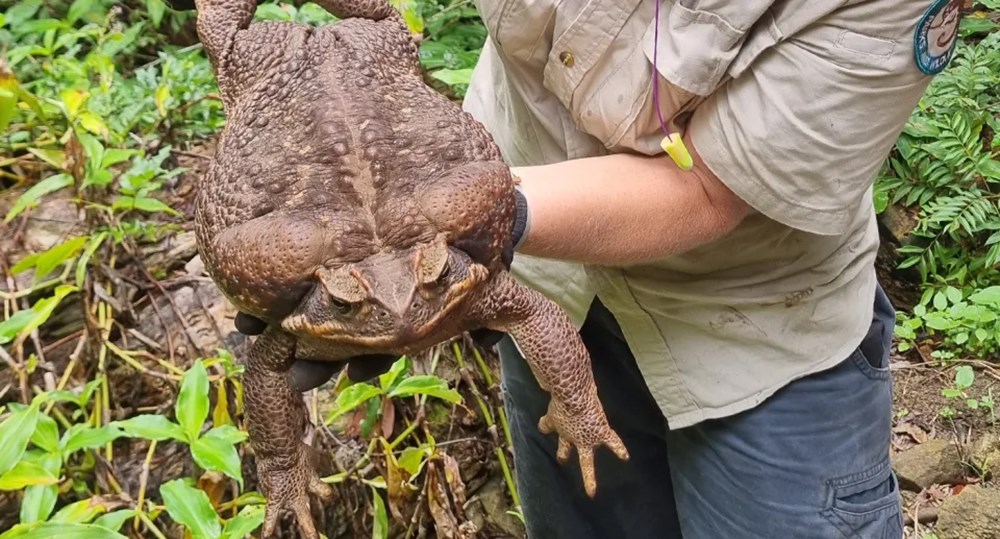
top-left (281, 264), bottom-right (490, 349)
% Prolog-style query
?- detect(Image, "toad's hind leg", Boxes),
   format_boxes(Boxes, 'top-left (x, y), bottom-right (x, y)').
top-left (244, 328), bottom-right (333, 539)
top-left (475, 272), bottom-right (629, 496)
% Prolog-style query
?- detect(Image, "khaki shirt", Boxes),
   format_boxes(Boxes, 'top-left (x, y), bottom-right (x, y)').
top-left (462, 0), bottom-right (953, 428)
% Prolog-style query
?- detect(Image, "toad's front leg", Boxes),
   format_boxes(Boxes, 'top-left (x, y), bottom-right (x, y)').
top-left (244, 327), bottom-right (333, 539)
top-left (474, 271), bottom-right (629, 496)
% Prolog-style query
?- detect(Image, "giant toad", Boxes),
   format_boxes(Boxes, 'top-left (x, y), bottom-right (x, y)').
top-left (191, 0), bottom-right (628, 536)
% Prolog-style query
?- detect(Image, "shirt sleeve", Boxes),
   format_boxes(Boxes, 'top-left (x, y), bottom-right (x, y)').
top-left (677, 3), bottom-right (937, 235)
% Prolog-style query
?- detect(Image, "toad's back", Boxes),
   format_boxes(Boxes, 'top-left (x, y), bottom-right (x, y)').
top-left (196, 17), bottom-right (503, 263)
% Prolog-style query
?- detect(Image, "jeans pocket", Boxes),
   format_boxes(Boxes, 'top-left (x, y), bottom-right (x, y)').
top-left (821, 458), bottom-right (903, 539)
top-left (850, 318), bottom-right (892, 381)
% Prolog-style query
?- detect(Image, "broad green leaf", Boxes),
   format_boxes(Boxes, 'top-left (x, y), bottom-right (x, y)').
top-left (0, 311), bottom-right (35, 345)
top-left (0, 400), bottom-right (42, 476)
top-left (160, 479), bottom-right (222, 539)
top-left (430, 68), bottom-right (474, 86)
top-left (61, 89), bottom-right (89, 119)
top-left (970, 287), bottom-right (1000, 307)
top-left (191, 431), bottom-right (243, 485)
top-left (147, 0), bottom-right (167, 26)
top-left (397, 446), bottom-right (429, 476)
top-left (378, 356), bottom-right (408, 392)
top-left (27, 148), bottom-right (66, 170)
top-left (220, 505), bottom-right (265, 539)
top-left (955, 366), bottom-right (975, 389)
top-left (932, 290), bottom-right (948, 310)
top-left (155, 84), bottom-right (170, 117)
top-left (387, 375), bottom-right (462, 404)
top-left (51, 497), bottom-right (108, 524)
top-left (4, 173), bottom-right (74, 223)
top-left (67, 0), bottom-right (97, 23)
top-left (0, 461), bottom-right (59, 490)
top-left (4, 0), bottom-right (42, 27)
top-left (203, 425), bottom-right (247, 445)
top-left (945, 286), bottom-right (963, 304)
top-left (975, 328), bottom-right (990, 342)
top-left (19, 453), bottom-right (61, 524)
top-left (327, 383), bottom-right (382, 421)
top-left (177, 360), bottom-right (210, 441)
top-left (101, 149), bottom-right (139, 169)
top-left (0, 85), bottom-right (17, 134)
top-left (371, 486), bottom-right (388, 539)
top-left (8, 285), bottom-right (78, 344)
top-left (979, 159), bottom-right (1000, 180)
top-left (60, 424), bottom-right (124, 455)
top-left (12, 236), bottom-right (88, 282)
top-left (30, 414), bottom-right (59, 454)
top-left (111, 195), bottom-right (179, 215)
top-left (78, 112), bottom-right (107, 137)
top-left (0, 522), bottom-right (126, 539)
top-left (75, 130), bottom-right (103, 172)
top-left (923, 313), bottom-right (958, 331)
top-left (92, 510), bottom-right (136, 533)
top-left (954, 332), bottom-right (969, 345)
top-left (112, 414), bottom-right (185, 442)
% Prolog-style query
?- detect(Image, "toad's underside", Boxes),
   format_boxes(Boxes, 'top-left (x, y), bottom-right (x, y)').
top-left (191, 0), bottom-right (629, 536)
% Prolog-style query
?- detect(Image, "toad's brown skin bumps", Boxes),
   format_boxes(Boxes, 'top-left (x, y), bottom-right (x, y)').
top-left (191, 1), bottom-right (628, 536)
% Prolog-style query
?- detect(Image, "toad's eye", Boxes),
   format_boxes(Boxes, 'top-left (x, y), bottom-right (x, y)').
top-left (436, 258), bottom-right (451, 283)
top-left (331, 298), bottom-right (355, 316)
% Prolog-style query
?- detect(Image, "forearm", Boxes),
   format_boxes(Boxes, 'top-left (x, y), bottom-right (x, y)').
top-left (513, 139), bottom-right (751, 266)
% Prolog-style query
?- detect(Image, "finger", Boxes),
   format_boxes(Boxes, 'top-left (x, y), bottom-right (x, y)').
top-left (537, 414), bottom-right (554, 434)
top-left (235, 312), bottom-right (268, 335)
top-left (605, 432), bottom-right (630, 461)
top-left (309, 476), bottom-right (334, 501)
top-left (294, 501), bottom-right (320, 539)
top-left (556, 437), bottom-right (572, 463)
top-left (346, 354), bottom-right (398, 381)
top-left (579, 450), bottom-right (597, 498)
top-left (262, 507), bottom-right (279, 538)
top-left (288, 360), bottom-right (343, 392)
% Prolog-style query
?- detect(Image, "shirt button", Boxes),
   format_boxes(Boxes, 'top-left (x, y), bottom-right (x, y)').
top-left (559, 51), bottom-right (575, 67)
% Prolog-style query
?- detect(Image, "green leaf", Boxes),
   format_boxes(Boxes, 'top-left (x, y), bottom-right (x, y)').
top-left (933, 290), bottom-right (948, 310)
top-left (979, 159), bottom-right (1000, 180)
top-left (913, 304), bottom-right (927, 317)
top-left (970, 287), bottom-right (1000, 306)
top-left (100, 149), bottom-right (139, 169)
top-left (387, 375), bottom-right (462, 404)
top-left (220, 505), bottom-right (265, 539)
top-left (177, 360), bottom-right (210, 442)
top-left (378, 356), bottom-right (408, 392)
top-left (76, 232), bottom-right (107, 288)
top-left (0, 522), bottom-right (126, 539)
top-left (159, 479), bottom-right (222, 539)
top-left (0, 400), bottom-right (42, 476)
top-left (975, 328), bottom-right (990, 342)
top-left (945, 286), bottom-right (963, 304)
top-left (0, 285), bottom-right (77, 346)
top-left (51, 497), bottom-right (108, 524)
top-left (60, 424), bottom-right (124, 455)
top-left (30, 414), bottom-right (59, 454)
top-left (67, 0), bottom-right (96, 23)
top-left (12, 236), bottom-right (88, 281)
top-left (19, 453), bottom-right (61, 524)
top-left (0, 461), bottom-right (59, 490)
top-left (191, 430), bottom-right (243, 485)
top-left (397, 446), bottom-right (428, 476)
top-left (954, 332), bottom-right (969, 345)
top-left (92, 510), bottom-right (136, 533)
top-left (942, 388), bottom-right (962, 398)
top-left (4, 173), bottom-right (74, 223)
top-left (924, 313), bottom-right (958, 331)
top-left (430, 68), bottom-right (474, 86)
top-left (27, 148), bottom-right (66, 170)
top-left (202, 424), bottom-right (246, 445)
top-left (147, 0), bottom-right (166, 26)
top-left (371, 486), bottom-right (388, 539)
top-left (955, 365), bottom-right (975, 389)
top-left (112, 414), bottom-right (185, 442)
top-left (4, 0), bottom-right (42, 27)
top-left (110, 196), bottom-right (179, 215)
top-left (327, 382), bottom-right (383, 421)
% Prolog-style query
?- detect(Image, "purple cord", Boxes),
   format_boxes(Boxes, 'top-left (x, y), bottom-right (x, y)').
top-left (652, 0), bottom-right (671, 138)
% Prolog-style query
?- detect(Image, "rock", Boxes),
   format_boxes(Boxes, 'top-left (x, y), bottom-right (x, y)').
top-left (935, 485), bottom-right (1000, 539)
top-left (892, 439), bottom-right (967, 491)
top-left (878, 203), bottom-right (919, 244)
top-left (465, 476), bottom-right (525, 538)
top-left (970, 432), bottom-right (1000, 476)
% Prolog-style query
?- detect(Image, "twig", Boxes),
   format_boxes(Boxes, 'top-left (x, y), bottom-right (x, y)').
top-left (133, 439), bottom-right (158, 534)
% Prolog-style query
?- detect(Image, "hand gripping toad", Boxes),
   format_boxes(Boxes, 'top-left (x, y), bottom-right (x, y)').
top-left (191, 1), bottom-right (628, 536)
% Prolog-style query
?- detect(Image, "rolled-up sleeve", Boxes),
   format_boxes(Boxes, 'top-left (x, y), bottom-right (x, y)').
top-left (683, 2), bottom-right (938, 235)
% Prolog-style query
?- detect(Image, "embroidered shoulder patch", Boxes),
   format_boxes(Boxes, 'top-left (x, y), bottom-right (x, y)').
top-left (914, 0), bottom-right (962, 75)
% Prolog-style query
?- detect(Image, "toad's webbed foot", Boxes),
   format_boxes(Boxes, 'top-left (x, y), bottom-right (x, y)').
top-left (257, 451), bottom-right (334, 539)
top-left (477, 272), bottom-right (629, 496)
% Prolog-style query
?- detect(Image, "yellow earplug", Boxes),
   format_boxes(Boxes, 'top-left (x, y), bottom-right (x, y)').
top-left (660, 133), bottom-right (693, 171)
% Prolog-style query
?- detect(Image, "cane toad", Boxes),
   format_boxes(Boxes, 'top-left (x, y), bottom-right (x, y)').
top-left (191, 1), bottom-right (629, 536)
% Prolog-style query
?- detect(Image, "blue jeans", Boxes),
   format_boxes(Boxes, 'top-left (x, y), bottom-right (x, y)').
top-left (496, 285), bottom-right (903, 539)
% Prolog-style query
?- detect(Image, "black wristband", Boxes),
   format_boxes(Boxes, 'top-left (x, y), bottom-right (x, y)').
top-left (511, 187), bottom-right (530, 251)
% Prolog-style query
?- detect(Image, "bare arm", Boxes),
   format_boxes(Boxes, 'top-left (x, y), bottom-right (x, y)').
top-left (514, 135), bottom-right (751, 265)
